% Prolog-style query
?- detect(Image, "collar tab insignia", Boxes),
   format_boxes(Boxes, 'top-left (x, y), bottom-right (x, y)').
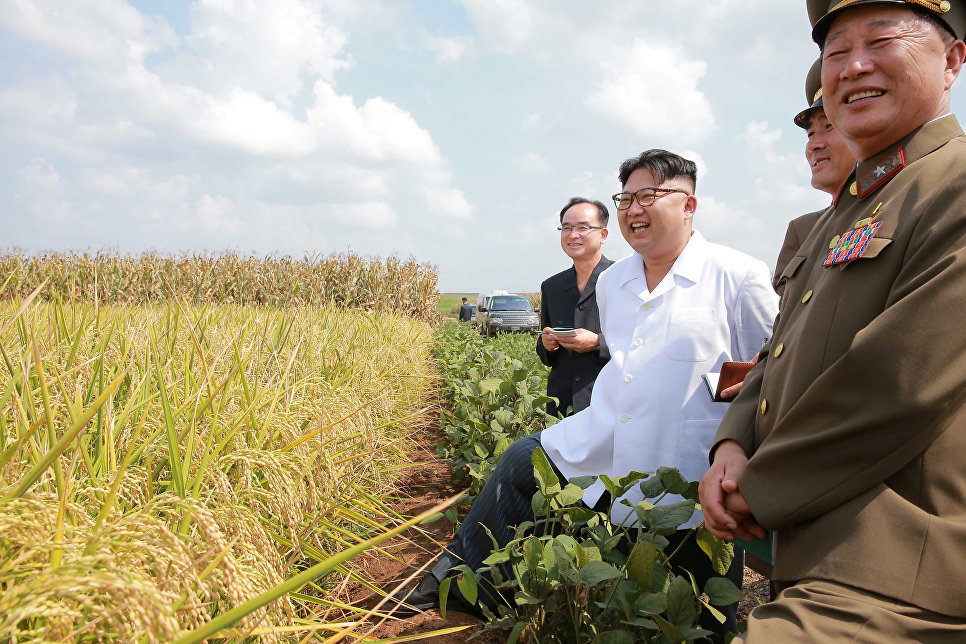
top-left (857, 147), bottom-right (904, 198)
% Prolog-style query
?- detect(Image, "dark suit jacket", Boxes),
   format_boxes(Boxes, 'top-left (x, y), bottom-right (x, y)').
top-left (536, 256), bottom-right (613, 417)
top-left (714, 115), bottom-right (966, 617)
top-left (458, 302), bottom-right (473, 321)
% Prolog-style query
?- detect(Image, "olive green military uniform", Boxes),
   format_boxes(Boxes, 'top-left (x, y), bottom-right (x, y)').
top-left (716, 113), bottom-right (966, 641)
top-left (714, 2), bottom-right (966, 637)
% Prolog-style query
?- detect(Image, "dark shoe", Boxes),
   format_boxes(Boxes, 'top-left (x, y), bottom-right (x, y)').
top-left (389, 573), bottom-right (441, 615)
top-left (389, 573), bottom-right (483, 618)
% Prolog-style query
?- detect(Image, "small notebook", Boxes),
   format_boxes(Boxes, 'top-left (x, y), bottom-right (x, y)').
top-left (703, 361), bottom-right (756, 402)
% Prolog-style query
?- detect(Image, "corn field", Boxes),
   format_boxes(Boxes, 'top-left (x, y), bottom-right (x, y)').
top-left (0, 287), bottom-right (446, 641)
top-left (0, 250), bottom-right (441, 323)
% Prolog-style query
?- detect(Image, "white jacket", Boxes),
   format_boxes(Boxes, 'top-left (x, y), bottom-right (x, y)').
top-left (540, 231), bottom-right (778, 527)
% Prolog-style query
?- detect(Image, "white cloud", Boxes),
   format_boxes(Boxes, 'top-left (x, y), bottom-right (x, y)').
top-left (514, 152), bottom-right (552, 175)
top-left (594, 41), bottom-right (714, 143)
top-left (424, 34), bottom-right (473, 63)
top-left (196, 194), bottom-right (243, 234)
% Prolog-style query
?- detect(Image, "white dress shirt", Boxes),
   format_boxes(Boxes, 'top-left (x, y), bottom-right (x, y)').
top-left (540, 231), bottom-right (778, 527)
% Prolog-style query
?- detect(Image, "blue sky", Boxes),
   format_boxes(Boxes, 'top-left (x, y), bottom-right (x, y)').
top-left (4, 1), bottom-right (965, 292)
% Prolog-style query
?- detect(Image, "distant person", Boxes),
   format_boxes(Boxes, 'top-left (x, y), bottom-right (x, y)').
top-left (458, 297), bottom-right (473, 322)
top-left (537, 197), bottom-right (613, 417)
top-left (394, 150), bottom-right (777, 640)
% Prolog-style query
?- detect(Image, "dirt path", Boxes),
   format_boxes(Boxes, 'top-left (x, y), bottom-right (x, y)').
top-left (346, 426), bottom-right (770, 642)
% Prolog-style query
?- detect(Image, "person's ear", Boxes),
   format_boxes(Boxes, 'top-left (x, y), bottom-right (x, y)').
top-left (944, 39), bottom-right (966, 90)
top-left (684, 195), bottom-right (698, 220)
top-left (600, 227), bottom-right (609, 243)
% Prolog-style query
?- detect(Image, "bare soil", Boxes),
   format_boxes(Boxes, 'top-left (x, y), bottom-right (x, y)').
top-left (346, 428), bottom-right (772, 642)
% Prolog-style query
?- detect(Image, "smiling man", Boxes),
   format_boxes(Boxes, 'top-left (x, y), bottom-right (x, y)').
top-left (394, 150), bottom-right (776, 641)
top-left (537, 197), bottom-right (613, 417)
top-left (700, 1), bottom-right (966, 640)
top-left (775, 57), bottom-right (858, 296)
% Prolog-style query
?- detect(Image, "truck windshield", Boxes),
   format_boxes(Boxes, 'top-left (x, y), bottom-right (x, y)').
top-left (491, 297), bottom-right (533, 311)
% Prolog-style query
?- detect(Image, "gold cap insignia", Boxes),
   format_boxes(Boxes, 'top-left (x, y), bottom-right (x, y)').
top-left (813, 87), bottom-right (823, 103)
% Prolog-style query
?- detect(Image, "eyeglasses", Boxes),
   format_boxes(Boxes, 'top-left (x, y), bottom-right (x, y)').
top-left (611, 187), bottom-right (690, 210)
top-left (557, 224), bottom-right (604, 235)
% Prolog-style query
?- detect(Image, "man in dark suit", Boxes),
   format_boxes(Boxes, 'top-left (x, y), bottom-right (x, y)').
top-left (457, 297), bottom-right (473, 322)
top-left (536, 197), bottom-right (613, 417)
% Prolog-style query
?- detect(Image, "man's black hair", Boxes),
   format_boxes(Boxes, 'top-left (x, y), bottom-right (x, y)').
top-left (558, 197), bottom-right (610, 226)
top-left (618, 149), bottom-right (697, 192)
top-left (461, 297), bottom-right (467, 302)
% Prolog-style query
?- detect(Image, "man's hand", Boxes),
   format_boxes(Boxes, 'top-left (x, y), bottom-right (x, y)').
top-left (719, 353), bottom-right (759, 400)
top-left (556, 329), bottom-right (599, 353)
top-left (541, 327), bottom-right (560, 352)
top-left (699, 440), bottom-right (765, 541)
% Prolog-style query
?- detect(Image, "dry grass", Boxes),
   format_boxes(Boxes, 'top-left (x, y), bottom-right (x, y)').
top-left (0, 249), bottom-right (441, 323)
top-left (0, 295), bottom-right (440, 641)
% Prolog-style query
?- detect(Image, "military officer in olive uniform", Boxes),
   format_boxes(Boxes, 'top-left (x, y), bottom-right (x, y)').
top-left (774, 57), bottom-right (857, 295)
top-left (701, 1), bottom-right (966, 640)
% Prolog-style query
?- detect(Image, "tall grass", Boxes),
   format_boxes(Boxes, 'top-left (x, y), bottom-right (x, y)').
top-left (0, 294), bottom-right (439, 641)
top-left (0, 250), bottom-right (441, 322)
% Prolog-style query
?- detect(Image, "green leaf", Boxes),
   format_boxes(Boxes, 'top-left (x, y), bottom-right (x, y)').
top-left (696, 525), bottom-right (734, 575)
top-left (657, 467), bottom-right (690, 495)
top-left (483, 550), bottom-right (511, 565)
top-left (699, 598), bottom-right (727, 624)
top-left (419, 512), bottom-right (443, 524)
top-left (444, 507), bottom-right (459, 523)
top-left (626, 540), bottom-right (658, 589)
top-left (592, 631), bottom-right (635, 644)
top-left (569, 475), bottom-right (598, 489)
top-left (578, 560), bottom-right (623, 586)
top-left (493, 408), bottom-right (515, 427)
top-left (455, 566), bottom-right (479, 605)
top-left (531, 489), bottom-right (548, 515)
top-left (633, 591), bottom-right (667, 615)
top-left (530, 447), bottom-right (558, 492)
top-left (474, 442), bottom-right (489, 459)
top-left (704, 577), bottom-right (743, 606)
top-left (439, 577), bottom-right (452, 619)
top-left (478, 377), bottom-right (502, 394)
top-left (653, 615), bottom-right (686, 642)
top-left (523, 538), bottom-right (543, 571)
top-left (639, 475), bottom-right (664, 499)
top-left (557, 483), bottom-right (584, 507)
top-left (649, 499), bottom-right (696, 535)
top-left (507, 621), bottom-right (527, 644)
top-left (666, 575), bottom-right (697, 629)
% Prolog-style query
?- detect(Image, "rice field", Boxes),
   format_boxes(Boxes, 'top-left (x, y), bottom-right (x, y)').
top-left (0, 285), bottom-right (443, 641)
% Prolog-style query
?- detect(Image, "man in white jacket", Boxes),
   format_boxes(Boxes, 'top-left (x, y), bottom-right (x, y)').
top-left (396, 149), bottom-right (777, 639)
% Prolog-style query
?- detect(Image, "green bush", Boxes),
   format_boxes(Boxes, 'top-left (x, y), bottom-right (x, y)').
top-left (433, 322), bottom-right (557, 497)
top-left (459, 450), bottom-right (739, 644)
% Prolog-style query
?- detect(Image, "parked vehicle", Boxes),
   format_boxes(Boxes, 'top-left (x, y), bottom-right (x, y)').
top-left (476, 292), bottom-right (540, 337)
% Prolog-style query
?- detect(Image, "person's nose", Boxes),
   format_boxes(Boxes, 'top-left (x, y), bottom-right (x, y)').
top-left (807, 135), bottom-right (826, 155)
top-left (840, 46), bottom-right (874, 81)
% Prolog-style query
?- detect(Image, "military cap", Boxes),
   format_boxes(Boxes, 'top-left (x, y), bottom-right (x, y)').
top-left (808, 0), bottom-right (966, 44)
top-left (794, 58), bottom-right (824, 129)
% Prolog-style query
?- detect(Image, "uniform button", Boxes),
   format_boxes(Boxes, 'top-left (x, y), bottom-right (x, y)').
top-left (760, 399), bottom-right (768, 414)
top-left (849, 182), bottom-right (858, 196)
top-left (829, 235), bottom-right (840, 250)
top-left (774, 343), bottom-right (784, 358)
top-left (624, 374), bottom-right (633, 383)
top-left (802, 290), bottom-right (813, 304)
top-left (578, 304), bottom-right (585, 310)
top-left (634, 338), bottom-right (643, 346)
top-left (575, 376), bottom-right (581, 382)
top-left (620, 414), bottom-right (630, 423)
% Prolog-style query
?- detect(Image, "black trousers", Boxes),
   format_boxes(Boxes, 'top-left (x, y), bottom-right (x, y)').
top-left (433, 431), bottom-right (742, 640)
